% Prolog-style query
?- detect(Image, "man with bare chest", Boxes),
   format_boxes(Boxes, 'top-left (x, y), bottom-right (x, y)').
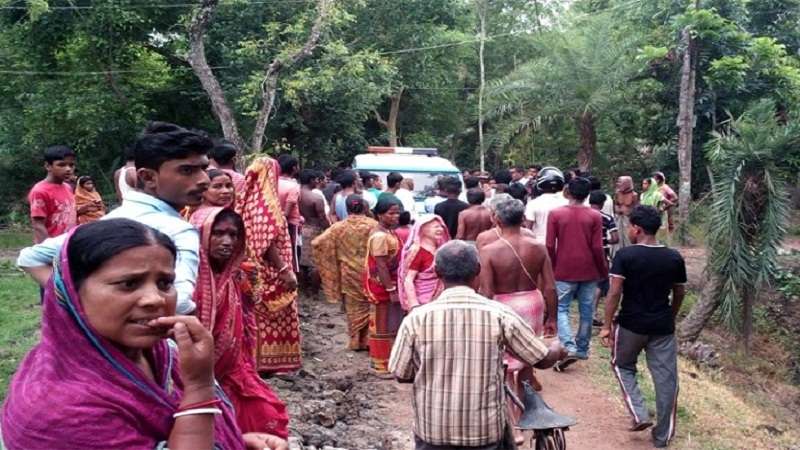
top-left (456, 188), bottom-right (494, 242)
top-left (478, 195), bottom-right (558, 442)
top-left (299, 169), bottom-right (330, 293)
top-left (475, 194), bottom-right (536, 251)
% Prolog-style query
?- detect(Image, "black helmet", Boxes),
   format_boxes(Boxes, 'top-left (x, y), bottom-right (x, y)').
top-left (536, 166), bottom-right (564, 193)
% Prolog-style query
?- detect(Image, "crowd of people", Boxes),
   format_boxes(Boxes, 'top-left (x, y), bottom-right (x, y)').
top-left (3, 121), bottom-right (687, 450)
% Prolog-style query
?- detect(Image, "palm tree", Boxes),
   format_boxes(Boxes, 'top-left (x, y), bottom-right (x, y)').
top-left (484, 15), bottom-right (638, 171)
top-left (678, 99), bottom-right (799, 352)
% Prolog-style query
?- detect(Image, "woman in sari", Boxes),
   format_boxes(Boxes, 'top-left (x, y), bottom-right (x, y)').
top-left (364, 195), bottom-right (403, 374)
top-left (398, 214), bottom-right (450, 311)
top-left (3, 218), bottom-right (286, 450)
top-left (74, 176), bottom-right (106, 224)
top-left (614, 175), bottom-right (639, 250)
top-left (311, 194), bottom-right (377, 350)
top-left (640, 177), bottom-right (664, 208)
top-left (190, 207), bottom-right (289, 438)
top-left (236, 157), bottom-right (300, 374)
top-left (186, 169), bottom-right (236, 220)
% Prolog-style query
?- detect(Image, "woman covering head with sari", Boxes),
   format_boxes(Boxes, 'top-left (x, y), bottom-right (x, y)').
top-left (398, 214), bottom-right (450, 310)
top-left (640, 177), bottom-right (664, 208)
top-left (2, 219), bottom-right (285, 450)
top-left (236, 157), bottom-right (300, 374)
top-left (74, 176), bottom-right (106, 224)
top-left (311, 194), bottom-right (377, 350)
top-left (190, 207), bottom-right (289, 439)
top-left (364, 195), bottom-right (403, 374)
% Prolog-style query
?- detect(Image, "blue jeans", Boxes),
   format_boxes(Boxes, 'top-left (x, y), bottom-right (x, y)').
top-left (556, 280), bottom-right (598, 357)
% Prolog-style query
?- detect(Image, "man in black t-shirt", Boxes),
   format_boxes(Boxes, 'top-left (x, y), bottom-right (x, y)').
top-left (599, 205), bottom-right (686, 448)
top-left (434, 176), bottom-right (469, 238)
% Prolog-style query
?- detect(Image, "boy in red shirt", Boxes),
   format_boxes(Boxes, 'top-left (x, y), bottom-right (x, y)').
top-left (546, 177), bottom-right (607, 370)
top-left (28, 145), bottom-right (77, 243)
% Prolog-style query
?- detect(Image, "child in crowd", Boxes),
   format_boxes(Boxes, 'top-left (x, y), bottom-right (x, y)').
top-left (28, 145), bottom-right (77, 243)
top-left (74, 176), bottom-right (106, 224)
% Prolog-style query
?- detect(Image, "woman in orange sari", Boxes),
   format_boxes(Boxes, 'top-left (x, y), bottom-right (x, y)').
top-left (312, 194), bottom-right (377, 351)
top-left (190, 206), bottom-right (289, 439)
top-left (237, 157), bottom-right (301, 374)
top-left (364, 195), bottom-right (403, 374)
top-left (74, 176), bottom-right (106, 224)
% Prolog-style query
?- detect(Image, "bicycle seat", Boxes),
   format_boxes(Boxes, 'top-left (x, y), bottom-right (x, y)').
top-left (516, 381), bottom-right (577, 431)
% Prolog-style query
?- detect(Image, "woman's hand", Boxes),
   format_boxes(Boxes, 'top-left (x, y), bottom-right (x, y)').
top-left (243, 433), bottom-right (288, 450)
top-left (150, 316), bottom-right (214, 389)
top-left (278, 269), bottom-right (298, 291)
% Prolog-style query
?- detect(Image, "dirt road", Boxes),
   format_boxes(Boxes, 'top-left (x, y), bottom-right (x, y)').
top-left (274, 295), bottom-right (657, 450)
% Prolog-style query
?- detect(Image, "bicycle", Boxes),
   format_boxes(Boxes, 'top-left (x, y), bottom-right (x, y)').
top-left (505, 380), bottom-right (576, 450)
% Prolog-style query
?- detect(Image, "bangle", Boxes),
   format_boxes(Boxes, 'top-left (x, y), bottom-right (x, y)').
top-left (385, 286), bottom-right (397, 293)
top-left (173, 407), bottom-right (223, 419)
top-left (177, 398), bottom-right (221, 412)
top-left (277, 264), bottom-right (290, 274)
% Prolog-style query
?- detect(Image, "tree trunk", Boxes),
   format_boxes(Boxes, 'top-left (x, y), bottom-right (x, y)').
top-left (676, 27), bottom-right (696, 229)
top-left (187, 0), bottom-right (246, 151)
top-left (477, 0), bottom-right (487, 173)
top-left (742, 286), bottom-right (754, 353)
top-left (374, 87), bottom-right (404, 147)
top-left (677, 275), bottom-right (721, 343)
top-left (577, 111), bottom-right (596, 172)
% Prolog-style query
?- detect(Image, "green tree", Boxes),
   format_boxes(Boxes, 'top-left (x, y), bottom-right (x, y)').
top-left (678, 100), bottom-right (800, 350)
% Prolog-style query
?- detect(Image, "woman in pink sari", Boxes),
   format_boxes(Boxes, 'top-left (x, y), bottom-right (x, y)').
top-left (398, 214), bottom-right (450, 310)
top-left (190, 207), bottom-right (289, 439)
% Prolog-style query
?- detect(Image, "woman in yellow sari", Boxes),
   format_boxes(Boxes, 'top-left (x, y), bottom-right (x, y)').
top-left (74, 176), bottom-right (106, 224)
top-left (363, 195), bottom-right (403, 374)
top-left (236, 157), bottom-right (301, 374)
top-left (311, 194), bottom-right (377, 351)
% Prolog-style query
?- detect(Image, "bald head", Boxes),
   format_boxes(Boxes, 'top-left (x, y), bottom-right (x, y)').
top-left (435, 240), bottom-right (481, 285)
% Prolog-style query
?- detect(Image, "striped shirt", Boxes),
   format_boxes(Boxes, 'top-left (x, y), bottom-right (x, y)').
top-left (388, 286), bottom-right (549, 447)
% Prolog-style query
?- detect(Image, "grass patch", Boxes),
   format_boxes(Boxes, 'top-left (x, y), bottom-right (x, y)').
top-left (0, 268), bottom-right (41, 399)
top-left (584, 330), bottom-right (800, 449)
top-left (0, 230), bottom-right (30, 251)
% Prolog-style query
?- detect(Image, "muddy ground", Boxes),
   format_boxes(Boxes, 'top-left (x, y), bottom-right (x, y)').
top-left (268, 295), bottom-right (414, 450)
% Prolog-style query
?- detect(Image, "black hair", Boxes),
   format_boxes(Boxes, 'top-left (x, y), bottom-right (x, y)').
top-left (299, 169), bottom-right (318, 185)
top-left (123, 144), bottom-right (136, 162)
top-left (43, 145), bottom-right (76, 164)
top-left (399, 211), bottom-right (412, 226)
top-left (373, 194), bottom-right (402, 216)
top-left (387, 172), bottom-right (404, 189)
top-left (507, 182), bottom-right (527, 202)
top-left (493, 169), bottom-right (513, 185)
top-left (346, 194), bottom-right (367, 214)
top-left (464, 176), bottom-right (480, 189)
top-left (513, 165), bottom-right (525, 174)
top-left (442, 176), bottom-right (462, 195)
top-left (467, 188), bottom-right (485, 205)
top-left (77, 176), bottom-right (94, 187)
top-left (278, 154), bottom-right (299, 175)
top-left (653, 172), bottom-right (666, 183)
top-left (567, 177), bottom-right (591, 201)
top-left (589, 190), bottom-right (606, 206)
top-left (359, 170), bottom-right (377, 184)
top-left (206, 168), bottom-right (231, 183)
top-left (134, 122), bottom-right (213, 171)
top-left (529, 164), bottom-right (542, 171)
top-left (630, 205), bottom-right (662, 235)
top-left (588, 176), bottom-right (602, 191)
top-left (68, 218), bottom-right (177, 290)
top-left (209, 139), bottom-right (238, 166)
top-left (212, 209), bottom-right (246, 239)
top-left (337, 170), bottom-right (357, 188)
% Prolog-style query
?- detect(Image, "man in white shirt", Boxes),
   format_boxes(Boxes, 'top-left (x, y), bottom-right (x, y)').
top-left (383, 171), bottom-right (416, 218)
top-left (524, 166), bottom-right (567, 242)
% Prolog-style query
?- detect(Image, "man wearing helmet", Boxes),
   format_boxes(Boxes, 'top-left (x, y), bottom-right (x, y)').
top-left (524, 167), bottom-right (569, 242)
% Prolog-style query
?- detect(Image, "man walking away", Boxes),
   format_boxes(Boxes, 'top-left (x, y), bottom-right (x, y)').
top-left (434, 176), bottom-right (469, 239)
top-left (546, 177), bottom-right (607, 370)
top-left (390, 240), bottom-right (566, 450)
top-left (456, 188), bottom-right (493, 242)
top-left (600, 205), bottom-right (686, 448)
top-left (589, 190), bottom-right (619, 326)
